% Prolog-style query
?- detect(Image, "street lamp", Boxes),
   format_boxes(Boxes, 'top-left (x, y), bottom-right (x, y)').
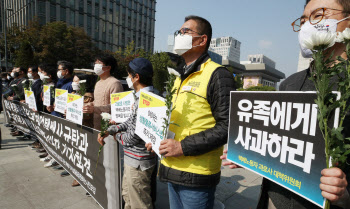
top-left (3, 7), bottom-right (13, 71)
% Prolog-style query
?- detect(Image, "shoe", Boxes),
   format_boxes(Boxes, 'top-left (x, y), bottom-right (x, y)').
top-left (18, 136), bottom-right (30, 141)
top-left (29, 141), bottom-right (38, 147)
top-left (11, 131), bottom-right (23, 136)
top-left (44, 159), bottom-right (58, 168)
top-left (86, 192), bottom-right (91, 196)
top-left (39, 153), bottom-right (48, 158)
top-left (53, 165), bottom-right (64, 170)
top-left (5, 124), bottom-right (12, 127)
top-left (60, 171), bottom-right (70, 177)
top-left (40, 156), bottom-right (52, 162)
top-left (72, 180), bottom-right (80, 187)
top-left (36, 149), bottom-right (46, 153)
top-left (32, 143), bottom-right (42, 149)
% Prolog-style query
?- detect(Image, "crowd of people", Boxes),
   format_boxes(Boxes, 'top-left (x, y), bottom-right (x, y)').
top-left (1, 0), bottom-right (350, 208)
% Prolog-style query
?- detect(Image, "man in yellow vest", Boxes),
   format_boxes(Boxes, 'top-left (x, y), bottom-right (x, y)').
top-left (146, 15), bottom-right (236, 209)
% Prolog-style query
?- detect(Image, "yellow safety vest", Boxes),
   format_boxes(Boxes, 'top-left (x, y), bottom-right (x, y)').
top-left (161, 58), bottom-right (224, 175)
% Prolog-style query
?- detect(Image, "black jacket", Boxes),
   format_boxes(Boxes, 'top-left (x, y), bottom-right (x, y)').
top-left (257, 68), bottom-right (350, 209)
top-left (159, 52), bottom-right (236, 188)
top-left (31, 79), bottom-right (43, 111)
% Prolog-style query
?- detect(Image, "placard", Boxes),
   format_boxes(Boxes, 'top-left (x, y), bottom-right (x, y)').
top-left (227, 91), bottom-right (340, 208)
top-left (43, 85), bottom-right (51, 106)
top-left (110, 91), bottom-right (134, 123)
top-left (66, 93), bottom-right (84, 125)
top-left (25, 90), bottom-right (37, 111)
top-left (54, 89), bottom-right (68, 114)
top-left (135, 90), bottom-right (167, 157)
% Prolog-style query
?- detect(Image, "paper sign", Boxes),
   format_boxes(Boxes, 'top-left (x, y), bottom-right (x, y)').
top-left (25, 90), bottom-right (37, 111)
top-left (66, 93), bottom-right (84, 125)
top-left (54, 89), bottom-right (68, 114)
top-left (110, 91), bottom-right (134, 123)
top-left (135, 90), bottom-right (167, 157)
top-left (227, 91), bottom-right (340, 208)
top-left (43, 85), bottom-right (51, 106)
top-left (24, 89), bottom-right (28, 103)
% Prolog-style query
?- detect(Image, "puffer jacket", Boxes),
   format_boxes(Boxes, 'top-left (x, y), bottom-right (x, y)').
top-left (158, 52), bottom-right (236, 187)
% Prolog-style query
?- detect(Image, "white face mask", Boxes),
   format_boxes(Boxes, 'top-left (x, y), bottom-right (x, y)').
top-left (7, 76), bottom-right (11, 80)
top-left (10, 72), bottom-right (15, 78)
top-left (72, 82), bottom-right (80, 91)
top-left (94, 64), bottom-right (104, 76)
top-left (126, 77), bottom-right (134, 89)
top-left (173, 34), bottom-right (201, 56)
top-left (299, 17), bottom-right (350, 58)
top-left (27, 73), bottom-right (33, 79)
top-left (57, 70), bottom-right (64, 79)
top-left (40, 74), bottom-right (46, 81)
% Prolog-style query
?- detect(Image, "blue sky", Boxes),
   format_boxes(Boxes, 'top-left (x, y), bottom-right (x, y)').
top-left (153, 0), bottom-right (306, 78)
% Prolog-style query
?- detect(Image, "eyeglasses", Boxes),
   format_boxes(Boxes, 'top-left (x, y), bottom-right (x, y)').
top-left (174, 27), bottom-right (203, 36)
top-left (291, 7), bottom-right (344, 32)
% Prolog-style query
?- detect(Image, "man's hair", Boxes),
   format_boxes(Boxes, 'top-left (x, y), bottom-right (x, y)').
top-left (184, 15), bottom-right (212, 51)
top-left (95, 54), bottom-right (118, 74)
top-left (19, 67), bottom-right (27, 74)
top-left (41, 64), bottom-right (58, 83)
top-left (57, 60), bottom-right (74, 75)
top-left (29, 66), bottom-right (38, 73)
top-left (126, 67), bottom-right (153, 86)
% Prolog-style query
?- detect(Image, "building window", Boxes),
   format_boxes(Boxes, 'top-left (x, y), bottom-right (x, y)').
top-left (95, 2), bottom-right (99, 17)
top-left (87, 1), bottom-right (92, 14)
top-left (50, 4), bottom-right (56, 21)
top-left (70, 10), bottom-right (75, 25)
top-left (60, 7), bottom-right (66, 21)
top-left (60, 0), bottom-right (66, 7)
top-left (69, 0), bottom-right (75, 8)
top-left (79, 14), bottom-right (84, 27)
top-left (79, 0), bottom-right (84, 13)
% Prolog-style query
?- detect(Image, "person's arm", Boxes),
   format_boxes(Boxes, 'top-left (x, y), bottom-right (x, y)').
top-left (180, 68), bottom-right (236, 156)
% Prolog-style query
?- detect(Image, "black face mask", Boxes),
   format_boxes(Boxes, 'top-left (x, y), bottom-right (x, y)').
top-left (14, 72), bottom-right (19, 78)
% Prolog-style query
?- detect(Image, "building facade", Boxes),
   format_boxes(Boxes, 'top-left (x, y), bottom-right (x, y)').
top-left (2, 0), bottom-right (156, 52)
top-left (240, 54), bottom-right (285, 89)
top-left (209, 36), bottom-right (241, 63)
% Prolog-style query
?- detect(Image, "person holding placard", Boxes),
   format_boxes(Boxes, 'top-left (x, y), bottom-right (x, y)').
top-left (221, 0), bottom-right (350, 208)
top-left (97, 58), bottom-right (157, 209)
top-left (51, 61), bottom-right (74, 118)
top-left (146, 16), bottom-right (236, 209)
top-left (82, 54), bottom-right (123, 130)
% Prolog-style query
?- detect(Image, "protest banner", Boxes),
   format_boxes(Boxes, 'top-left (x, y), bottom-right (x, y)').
top-left (135, 89), bottom-right (167, 157)
top-left (66, 94), bottom-right (84, 125)
top-left (110, 91), bottom-right (134, 123)
top-left (3, 100), bottom-right (122, 209)
top-left (25, 90), bottom-right (37, 111)
top-left (227, 92), bottom-right (340, 208)
top-left (43, 85), bottom-right (51, 106)
top-left (54, 89), bottom-right (68, 114)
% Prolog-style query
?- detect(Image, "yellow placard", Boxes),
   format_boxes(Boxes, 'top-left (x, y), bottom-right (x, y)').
top-left (67, 94), bottom-right (82, 103)
top-left (55, 89), bottom-right (67, 97)
top-left (25, 90), bottom-right (33, 97)
top-left (110, 91), bottom-right (133, 104)
top-left (43, 85), bottom-right (49, 92)
top-left (139, 91), bottom-right (165, 108)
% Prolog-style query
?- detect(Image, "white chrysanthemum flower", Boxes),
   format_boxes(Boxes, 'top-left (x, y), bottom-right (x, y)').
top-left (336, 28), bottom-right (350, 43)
top-left (79, 80), bottom-right (87, 84)
top-left (303, 32), bottom-right (336, 50)
top-left (11, 84), bottom-right (17, 87)
top-left (101, 112), bottom-right (111, 121)
top-left (167, 67), bottom-right (180, 77)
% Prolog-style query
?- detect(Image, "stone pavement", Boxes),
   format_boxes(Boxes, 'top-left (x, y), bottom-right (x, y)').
top-left (0, 112), bottom-right (262, 209)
